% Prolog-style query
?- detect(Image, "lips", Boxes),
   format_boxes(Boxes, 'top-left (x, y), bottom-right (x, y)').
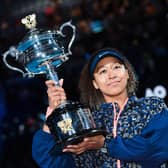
top-left (107, 80), bottom-right (121, 86)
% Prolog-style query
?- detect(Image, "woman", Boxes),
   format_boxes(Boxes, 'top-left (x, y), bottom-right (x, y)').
top-left (32, 48), bottom-right (168, 168)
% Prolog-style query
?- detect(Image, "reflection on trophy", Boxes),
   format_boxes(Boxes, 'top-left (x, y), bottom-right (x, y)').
top-left (2, 14), bottom-right (106, 148)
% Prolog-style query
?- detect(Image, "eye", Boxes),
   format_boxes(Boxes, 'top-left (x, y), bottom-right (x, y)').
top-left (113, 64), bottom-right (123, 70)
top-left (98, 68), bottom-right (107, 75)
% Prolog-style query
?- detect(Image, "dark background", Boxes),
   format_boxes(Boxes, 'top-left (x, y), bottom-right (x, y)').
top-left (0, 0), bottom-right (168, 167)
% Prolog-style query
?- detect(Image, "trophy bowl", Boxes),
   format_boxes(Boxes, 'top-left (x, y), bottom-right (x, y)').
top-left (17, 28), bottom-right (66, 74)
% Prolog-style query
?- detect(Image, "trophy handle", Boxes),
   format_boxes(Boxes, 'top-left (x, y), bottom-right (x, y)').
top-left (58, 21), bottom-right (76, 56)
top-left (2, 46), bottom-right (33, 77)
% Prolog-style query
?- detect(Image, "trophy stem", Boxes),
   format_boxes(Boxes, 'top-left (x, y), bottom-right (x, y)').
top-left (44, 62), bottom-right (60, 86)
top-left (44, 61), bottom-right (68, 107)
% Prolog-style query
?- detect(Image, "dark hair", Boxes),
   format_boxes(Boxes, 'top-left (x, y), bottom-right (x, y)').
top-left (78, 48), bottom-right (138, 110)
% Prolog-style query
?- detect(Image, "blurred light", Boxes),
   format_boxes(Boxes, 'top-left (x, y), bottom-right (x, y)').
top-left (44, 6), bottom-right (55, 16)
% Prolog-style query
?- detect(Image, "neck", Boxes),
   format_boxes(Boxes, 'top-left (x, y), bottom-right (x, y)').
top-left (105, 91), bottom-right (128, 108)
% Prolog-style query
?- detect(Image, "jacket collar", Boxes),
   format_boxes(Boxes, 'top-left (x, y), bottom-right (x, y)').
top-left (100, 95), bottom-right (138, 110)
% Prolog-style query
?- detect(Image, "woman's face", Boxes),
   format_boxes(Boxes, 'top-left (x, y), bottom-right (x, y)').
top-left (92, 57), bottom-right (129, 101)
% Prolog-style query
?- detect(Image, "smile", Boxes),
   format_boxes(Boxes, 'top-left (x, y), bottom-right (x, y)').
top-left (107, 80), bottom-right (120, 86)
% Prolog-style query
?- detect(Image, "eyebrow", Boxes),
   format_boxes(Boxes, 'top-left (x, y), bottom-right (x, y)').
top-left (95, 62), bottom-right (122, 72)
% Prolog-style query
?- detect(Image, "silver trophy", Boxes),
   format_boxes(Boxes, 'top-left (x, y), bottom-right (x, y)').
top-left (2, 14), bottom-right (106, 148)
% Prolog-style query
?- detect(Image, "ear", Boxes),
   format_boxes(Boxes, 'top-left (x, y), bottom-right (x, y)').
top-left (92, 80), bottom-right (99, 89)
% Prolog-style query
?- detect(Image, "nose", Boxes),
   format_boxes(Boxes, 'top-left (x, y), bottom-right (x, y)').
top-left (107, 69), bottom-right (117, 79)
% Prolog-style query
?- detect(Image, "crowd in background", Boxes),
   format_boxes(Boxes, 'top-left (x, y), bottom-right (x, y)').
top-left (0, 0), bottom-right (168, 167)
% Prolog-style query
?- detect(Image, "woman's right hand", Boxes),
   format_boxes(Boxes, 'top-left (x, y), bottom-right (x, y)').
top-left (45, 79), bottom-right (67, 111)
top-left (43, 79), bottom-right (66, 133)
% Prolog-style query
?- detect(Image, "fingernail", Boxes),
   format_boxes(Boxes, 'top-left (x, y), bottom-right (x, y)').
top-left (84, 138), bottom-right (89, 141)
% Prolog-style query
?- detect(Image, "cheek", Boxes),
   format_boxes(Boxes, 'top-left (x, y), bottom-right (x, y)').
top-left (93, 77), bottom-right (106, 90)
top-left (119, 71), bottom-right (129, 85)
top-left (122, 75), bottom-right (129, 88)
top-left (125, 70), bottom-right (129, 80)
top-left (121, 69), bottom-right (129, 80)
top-left (123, 78), bottom-right (129, 87)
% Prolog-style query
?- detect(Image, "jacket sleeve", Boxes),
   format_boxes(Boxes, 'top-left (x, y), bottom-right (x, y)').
top-left (32, 129), bottom-right (75, 168)
top-left (104, 108), bottom-right (168, 162)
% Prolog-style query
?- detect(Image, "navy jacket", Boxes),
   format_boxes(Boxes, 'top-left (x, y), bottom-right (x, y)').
top-left (32, 96), bottom-right (168, 168)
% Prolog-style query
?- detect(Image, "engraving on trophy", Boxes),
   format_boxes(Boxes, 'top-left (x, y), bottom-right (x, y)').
top-left (57, 118), bottom-right (73, 134)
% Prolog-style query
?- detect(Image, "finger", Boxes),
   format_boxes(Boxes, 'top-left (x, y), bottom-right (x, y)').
top-left (46, 79), bottom-right (64, 88)
top-left (47, 86), bottom-right (66, 95)
top-left (48, 94), bottom-right (66, 105)
top-left (45, 80), bottom-right (55, 87)
top-left (84, 135), bottom-right (105, 142)
top-left (47, 85), bottom-right (61, 93)
top-left (63, 146), bottom-right (86, 154)
top-left (45, 107), bottom-right (54, 118)
top-left (59, 78), bottom-right (64, 87)
top-left (47, 89), bottom-right (66, 97)
top-left (63, 140), bottom-right (94, 152)
top-left (47, 89), bottom-right (66, 107)
top-left (63, 142), bottom-right (97, 154)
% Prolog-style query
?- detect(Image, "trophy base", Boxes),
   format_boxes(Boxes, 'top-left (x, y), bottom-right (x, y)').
top-left (49, 128), bottom-right (107, 154)
top-left (65, 128), bottom-right (107, 145)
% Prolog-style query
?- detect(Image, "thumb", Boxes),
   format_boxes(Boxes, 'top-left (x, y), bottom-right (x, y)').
top-left (84, 138), bottom-right (90, 141)
top-left (59, 78), bottom-right (64, 87)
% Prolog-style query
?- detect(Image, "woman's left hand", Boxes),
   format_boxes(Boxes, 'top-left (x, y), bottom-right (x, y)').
top-left (62, 135), bottom-right (105, 155)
